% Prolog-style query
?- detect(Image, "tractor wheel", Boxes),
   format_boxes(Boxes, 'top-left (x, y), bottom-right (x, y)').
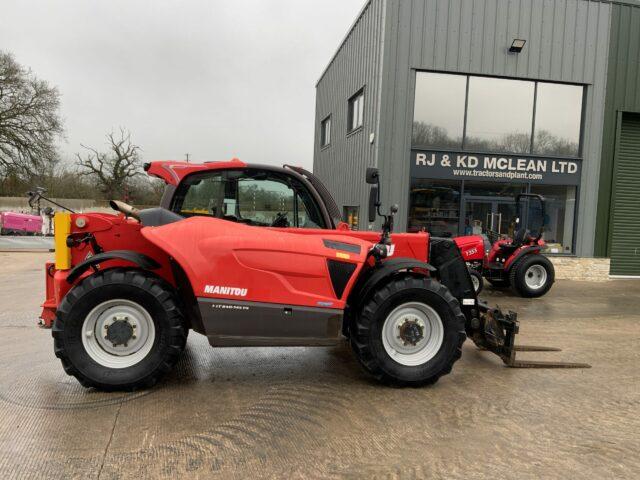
top-left (469, 269), bottom-right (483, 295)
top-left (509, 254), bottom-right (555, 298)
top-left (52, 268), bottom-right (187, 391)
top-left (350, 275), bottom-right (466, 386)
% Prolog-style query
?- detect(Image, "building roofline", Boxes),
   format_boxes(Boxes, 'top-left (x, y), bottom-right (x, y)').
top-left (316, 0), bottom-right (373, 87)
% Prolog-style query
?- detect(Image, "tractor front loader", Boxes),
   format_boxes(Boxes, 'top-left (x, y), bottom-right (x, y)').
top-left (39, 160), bottom-right (588, 391)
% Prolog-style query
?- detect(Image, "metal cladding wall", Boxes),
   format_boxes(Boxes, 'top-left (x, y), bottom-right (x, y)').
top-left (595, 0), bottom-right (640, 257)
top-left (376, 0), bottom-right (610, 257)
top-left (313, 0), bottom-right (386, 219)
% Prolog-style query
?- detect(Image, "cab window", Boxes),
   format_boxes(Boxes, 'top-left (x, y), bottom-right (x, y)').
top-left (171, 169), bottom-right (325, 228)
top-left (171, 172), bottom-right (223, 217)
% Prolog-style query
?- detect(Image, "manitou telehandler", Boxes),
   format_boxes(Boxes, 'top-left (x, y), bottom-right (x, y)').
top-left (37, 159), bottom-right (588, 391)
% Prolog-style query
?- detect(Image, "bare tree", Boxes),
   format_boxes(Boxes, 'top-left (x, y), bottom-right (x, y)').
top-left (0, 51), bottom-right (63, 177)
top-left (76, 128), bottom-right (143, 200)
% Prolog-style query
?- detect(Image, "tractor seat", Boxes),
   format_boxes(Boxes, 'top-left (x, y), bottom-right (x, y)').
top-left (512, 228), bottom-right (529, 245)
top-left (138, 208), bottom-right (184, 227)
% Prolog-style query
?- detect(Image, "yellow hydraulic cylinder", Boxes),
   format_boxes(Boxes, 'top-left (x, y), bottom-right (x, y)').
top-left (54, 212), bottom-right (71, 270)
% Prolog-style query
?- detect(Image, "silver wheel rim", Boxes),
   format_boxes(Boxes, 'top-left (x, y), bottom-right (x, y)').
top-left (524, 264), bottom-right (548, 290)
top-left (381, 302), bottom-right (444, 367)
top-left (81, 299), bottom-right (156, 369)
top-left (471, 274), bottom-right (480, 293)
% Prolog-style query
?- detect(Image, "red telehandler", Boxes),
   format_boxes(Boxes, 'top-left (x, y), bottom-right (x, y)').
top-left (38, 160), bottom-right (588, 391)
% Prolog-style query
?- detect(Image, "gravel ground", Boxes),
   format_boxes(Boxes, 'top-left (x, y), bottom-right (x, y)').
top-left (0, 251), bottom-right (638, 479)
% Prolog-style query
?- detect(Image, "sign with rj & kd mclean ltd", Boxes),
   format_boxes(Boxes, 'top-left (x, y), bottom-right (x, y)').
top-left (410, 150), bottom-right (582, 185)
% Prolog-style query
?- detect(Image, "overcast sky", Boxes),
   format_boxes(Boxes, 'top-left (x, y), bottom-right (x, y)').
top-left (0, 0), bottom-right (364, 170)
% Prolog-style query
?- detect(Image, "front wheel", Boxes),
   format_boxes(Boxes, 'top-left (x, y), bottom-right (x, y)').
top-left (52, 268), bottom-right (187, 391)
top-left (469, 269), bottom-right (484, 295)
top-left (350, 276), bottom-right (466, 386)
top-left (509, 254), bottom-right (555, 298)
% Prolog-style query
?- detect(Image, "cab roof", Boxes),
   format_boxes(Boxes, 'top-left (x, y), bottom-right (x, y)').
top-left (144, 159), bottom-right (248, 185)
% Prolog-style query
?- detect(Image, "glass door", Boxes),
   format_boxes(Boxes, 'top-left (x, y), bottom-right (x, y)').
top-left (463, 196), bottom-right (517, 240)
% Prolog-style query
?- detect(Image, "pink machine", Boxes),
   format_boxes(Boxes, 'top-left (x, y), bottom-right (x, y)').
top-left (0, 212), bottom-right (43, 235)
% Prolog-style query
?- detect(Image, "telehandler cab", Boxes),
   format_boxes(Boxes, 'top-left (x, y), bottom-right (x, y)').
top-left (39, 159), bottom-right (588, 391)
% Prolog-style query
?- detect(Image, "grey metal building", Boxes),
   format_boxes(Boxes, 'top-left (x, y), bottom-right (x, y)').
top-left (313, 0), bottom-right (614, 259)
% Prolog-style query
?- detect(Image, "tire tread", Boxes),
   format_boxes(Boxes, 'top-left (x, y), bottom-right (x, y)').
top-left (52, 268), bottom-right (187, 391)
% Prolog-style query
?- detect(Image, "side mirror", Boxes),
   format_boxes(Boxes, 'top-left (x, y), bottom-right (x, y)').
top-left (368, 186), bottom-right (379, 222)
top-left (365, 167), bottom-right (379, 185)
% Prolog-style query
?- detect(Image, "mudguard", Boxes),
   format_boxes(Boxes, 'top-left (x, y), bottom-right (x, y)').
top-left (504, 245), bottom-right (542, 271)
top-left (349, 258), bottom-right (436, 310)
top-left (66, 250), bottom-right (161, 284)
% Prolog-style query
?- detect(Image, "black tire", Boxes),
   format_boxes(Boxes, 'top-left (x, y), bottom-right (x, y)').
top-left (469, 269), bottom-right (484, 295)
top-left (52, 268), bottom-right (187, 391)
top-left (350, 275), bottom-right (466, 386)
top-left (509, 254), bottom-right (555, 298)
top-left (487, 278), bottom-right (510, 288)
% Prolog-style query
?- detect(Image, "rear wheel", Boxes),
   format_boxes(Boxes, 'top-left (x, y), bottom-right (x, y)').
top-left (509, 254), bottom-right (555, 298)
top-left (350, 276), bottom-right (466, 386)
top-left (53, 268), bottom-right (187, 391)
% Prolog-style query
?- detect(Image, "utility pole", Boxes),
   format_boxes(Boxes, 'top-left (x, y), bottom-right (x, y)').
top-left (185, 153), bottom-right (190, 163)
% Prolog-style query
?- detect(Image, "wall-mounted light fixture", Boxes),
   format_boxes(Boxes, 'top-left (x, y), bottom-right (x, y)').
top-left (509, 39), bottom-right (526, 53)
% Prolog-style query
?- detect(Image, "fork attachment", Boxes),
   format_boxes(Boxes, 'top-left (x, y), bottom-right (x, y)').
top-left (469, 302), bottom-right (591, 369)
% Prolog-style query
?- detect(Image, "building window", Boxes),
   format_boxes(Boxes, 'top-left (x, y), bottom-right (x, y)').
top-left (407, 179), bottom-right (576, 254)
top-left (462, 181), bottom-right (527, 237)
top-left (412, 72), bottom-right (466, 149)
top-left (530, 184), bottom-right (576, 254)
top-left (320, 115), bottom-right (331, 147)
top-left (412, 72), bottom-right (584, 158)
top-left (343, 206), bottom-right (360, 230)
top-left (347, 88), bottom-right (364, 132)
top-left (465, 77), bottom-right (534, 153)
top-left (533, 83), bottom-right (583, 157)
top-left (408, 179), bottom-right (461, 237)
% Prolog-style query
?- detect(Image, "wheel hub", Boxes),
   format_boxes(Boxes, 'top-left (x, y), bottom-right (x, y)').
top-left (398, 319), bottom-right (424, 346)
top-left (524, 264), bottom-right (547, 289)
top-left (105, 318), bottom-right (135, 347)
top-left (82, 299), bottom-right (156, 368)
top-left (382, 302), bottom-right (445, 367)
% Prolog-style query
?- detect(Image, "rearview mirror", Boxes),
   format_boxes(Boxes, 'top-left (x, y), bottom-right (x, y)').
top-left (365, 167), bottom-right (379, 185)
top-left (368, 186), bottom-right (379, 223)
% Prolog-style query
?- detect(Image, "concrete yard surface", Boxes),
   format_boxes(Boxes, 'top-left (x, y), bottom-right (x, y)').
top-left (0, 252), bottom-right (639, 479)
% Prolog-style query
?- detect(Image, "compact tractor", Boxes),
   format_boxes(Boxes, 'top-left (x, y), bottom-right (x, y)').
top-left (38, 160), bottom-right (587, 391)
top-left (454, 194), bottom-right (555, 297)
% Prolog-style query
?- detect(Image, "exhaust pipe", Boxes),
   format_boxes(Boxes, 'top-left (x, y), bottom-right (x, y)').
top-left (109, 200), bottom-right (141, 221)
